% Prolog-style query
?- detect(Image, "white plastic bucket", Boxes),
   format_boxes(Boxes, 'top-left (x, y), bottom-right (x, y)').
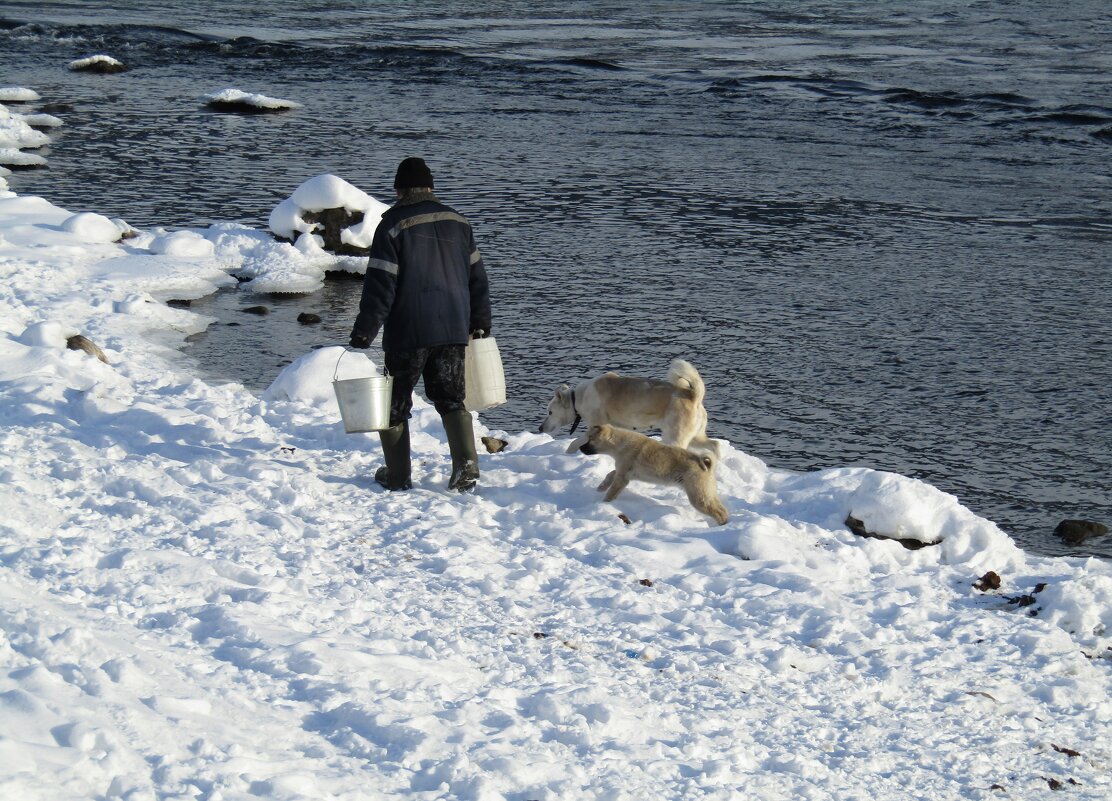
top-left (464, 336), bottom-right (506, 411)
top-left (332, 351), bottom-right (393, 433)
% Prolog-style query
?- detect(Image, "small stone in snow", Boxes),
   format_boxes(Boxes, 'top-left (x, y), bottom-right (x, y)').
top-left (481, 436), bottom-right (507, 453)
top-left (974, 571), bottom-right (1001, 592)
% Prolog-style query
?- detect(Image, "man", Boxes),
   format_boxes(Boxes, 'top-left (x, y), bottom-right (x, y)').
top-left (349, 157), bottom-right (492, 492)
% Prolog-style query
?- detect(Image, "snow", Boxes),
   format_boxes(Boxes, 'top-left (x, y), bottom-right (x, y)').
top-left (0, 148), bottom-right (47, 168)
top-left (69, 54), bottom-right (125, 70)
top-left (60, 212), bottom-right (123, 243)
top-left (0, 101), bottom-right (53, 170)
top-left (14, 320), bottom-right (76, 349)
top-left (0, 87), bottom-right (41, 102)
top-left (0, 109), bottom-right (52, 151)
top-left (262, 347), bottom-right (382, 406)
top-left (201, 87), bottom-right (302, 110)
top-left (149, 229), bottom-right (216, 258)
top-left (1, 188), bottom-right (1110, 801)
top-left (16, 112), bottom-right (63, 129)
top-left (269, 173), bottom-right (391, 249)
top-left (204, 221), bottom-right (364, 294)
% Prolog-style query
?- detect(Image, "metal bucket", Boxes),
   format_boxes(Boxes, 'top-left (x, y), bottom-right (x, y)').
top-left (332, 351), bottom-right (393, 433)
top-left (464, 336), bottom-right (506, 411)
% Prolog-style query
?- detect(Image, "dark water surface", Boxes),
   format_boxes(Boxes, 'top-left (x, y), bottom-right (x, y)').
top-left (3, 1), bottom-right (1110, 558)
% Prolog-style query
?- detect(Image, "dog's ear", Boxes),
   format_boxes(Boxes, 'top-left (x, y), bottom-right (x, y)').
top-left (556, 384), bottom-right (572, 402)
top-left (588, 425), bottom-right (602, 437)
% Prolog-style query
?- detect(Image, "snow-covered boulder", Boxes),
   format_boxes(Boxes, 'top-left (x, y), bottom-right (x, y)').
top-left (848, 469), bottom-right (1023, 568)
top-left (0, 148), bottom-right (47, 168)
top-left (202, 88), bottom-right (301, 113)
top-left (149, 230), bottom-right (216, 257)
top-left (0, 87), bottom-right (41, 102)
top-left (0, 103), bottom-right (53, 172)
top-left (19, 112), bottom-right (63, 130)
top-left (69, 54), bottom-right (127, 74)
top-left (262, 346), bottom-right (380, 408)
top-left (0, 114), bottom-right (51, 150)
top-left (17, 320), bottom-right (75, 349)
top-left (269, 174), bottom-right (389, 256)
top-left (61, 212), bottom-right (123, 243)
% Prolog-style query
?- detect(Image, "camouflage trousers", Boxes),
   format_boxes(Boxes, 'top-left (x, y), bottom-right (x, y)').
top-left (384, 344), bottom-right (467, 426)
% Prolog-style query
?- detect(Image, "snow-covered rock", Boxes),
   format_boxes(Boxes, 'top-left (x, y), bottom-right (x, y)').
top-left (69, 54), bottom-right (127, 73)
top-left (269, 173), bottom-right (389, 254)
top-left (61, 212), bottom-right (123, 243)
top-left (149, 230), bottom-right (216, 257)
top-left (0, 148), bottom-right (47, 168)
top-left (0, 115), bottom-right (51, 150)
top-left (202, 87), bottom-right (301, 112)
top-left (0, 86), bottom-right (41, 102)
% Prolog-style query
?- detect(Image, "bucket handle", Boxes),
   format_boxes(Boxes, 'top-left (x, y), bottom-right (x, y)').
top-left (334, 347), bottom-right (388, 382)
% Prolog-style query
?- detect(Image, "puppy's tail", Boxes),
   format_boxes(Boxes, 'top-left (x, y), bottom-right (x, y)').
top-left (691, 437), bottom-right (722, 459)
top-left (666, 358), bottom-right (705, 404)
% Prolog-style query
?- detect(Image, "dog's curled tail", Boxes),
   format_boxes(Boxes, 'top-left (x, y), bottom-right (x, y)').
top-left (666, 358), bottom-right (705, 404)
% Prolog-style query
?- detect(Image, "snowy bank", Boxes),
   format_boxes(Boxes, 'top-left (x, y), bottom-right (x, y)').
top-left (0, 189), bottom-right (1110, 800)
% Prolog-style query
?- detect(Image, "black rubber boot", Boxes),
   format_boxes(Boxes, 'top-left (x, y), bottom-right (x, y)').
top-left (374, 421), bottom-right (412, 491)
top-left (441, 410), bottom-right (479, 492)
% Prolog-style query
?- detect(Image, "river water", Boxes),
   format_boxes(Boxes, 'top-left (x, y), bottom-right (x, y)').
top-left (2, 1), bottom-right (1110, 557)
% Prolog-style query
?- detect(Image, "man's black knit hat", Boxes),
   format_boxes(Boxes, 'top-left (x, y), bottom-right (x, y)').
top-left (393, 157), bottom-right (434, 190)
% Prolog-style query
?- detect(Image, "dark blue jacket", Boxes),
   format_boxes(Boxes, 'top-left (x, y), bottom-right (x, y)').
top-left (352, 194), bottom-right (492, 352)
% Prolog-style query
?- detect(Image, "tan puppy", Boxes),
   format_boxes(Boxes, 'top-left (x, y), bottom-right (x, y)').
top-left (578, 424), bottom-right (729, 526)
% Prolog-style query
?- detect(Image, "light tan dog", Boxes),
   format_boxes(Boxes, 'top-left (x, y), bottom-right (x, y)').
top-left (578, 424), bottom-right (729, 526)
top-left (540, 359), bottom-right (718, 455)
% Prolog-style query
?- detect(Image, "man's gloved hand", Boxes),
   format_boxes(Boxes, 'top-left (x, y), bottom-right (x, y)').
top-left (349, 334), bottom-right (371, 349)
top-left (469, 327), bottom-right (491, 339)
